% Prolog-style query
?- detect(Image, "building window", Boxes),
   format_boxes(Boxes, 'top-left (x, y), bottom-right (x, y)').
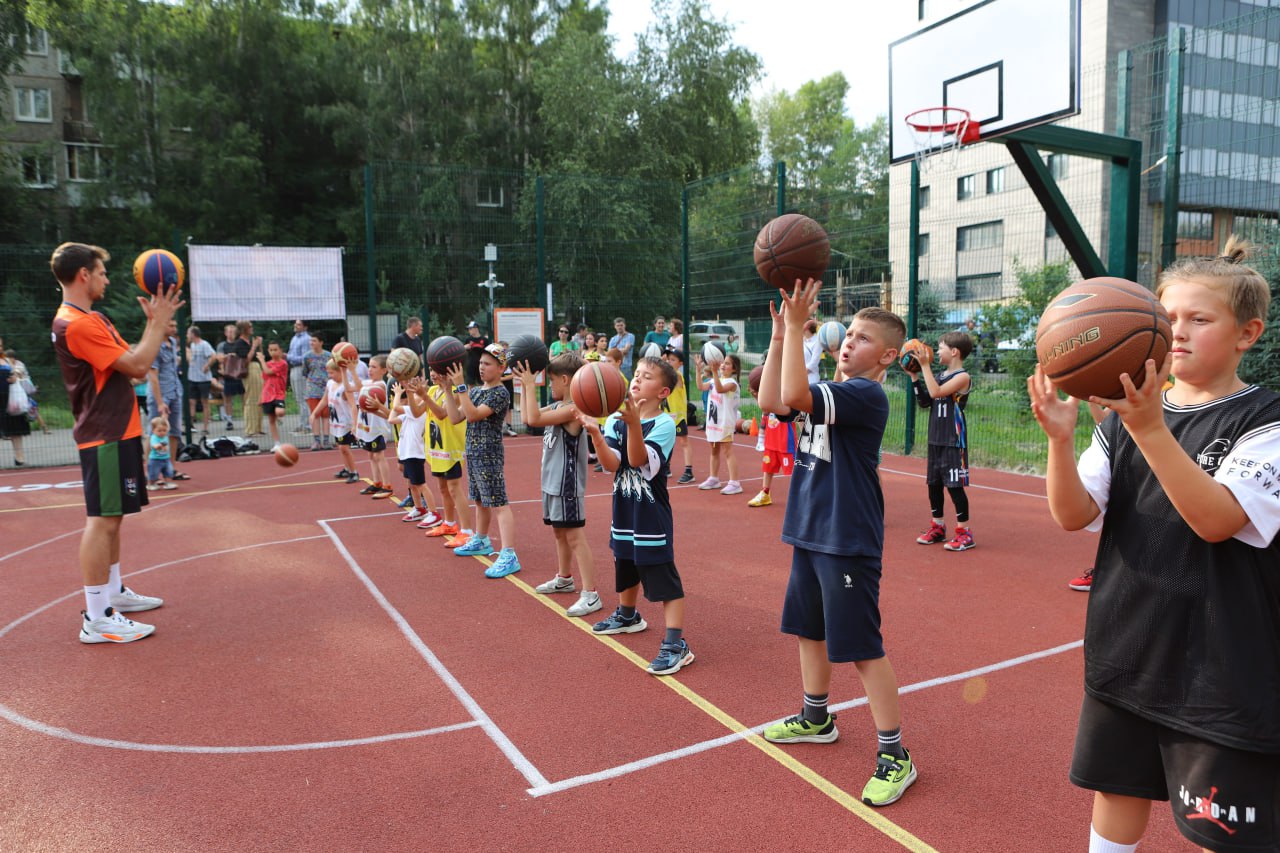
top-left (986, 167), bottom-right (1005, 194)
top-left (66, 144), bottom-right (110, 182)
top-left (1176, 210), bottom-right (1213, 241)
top-left (919, 185), bottom-right (931, 209)
top-left (918, 233), bottom-right (930, 256)
top-left (476, 185), bottom-right (504, 208)
top-left (1046, 153), bottom-right (1068, 180)
top-left (956, 274), bottom-right (1003, 301)
top-left (957, 220), bottom-right (1004, 251)
top-left (957, 174), bottom-right (975, 201)
top-left (15, 87), bottom-right (52, 122)
top-left (24, 27), bottom-right (48, 56)
top-left (20, 153), bottom-right (55, 188)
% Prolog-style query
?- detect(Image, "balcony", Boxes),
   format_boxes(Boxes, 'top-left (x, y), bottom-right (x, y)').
top-left (63, 118), bottom-right (99, 144)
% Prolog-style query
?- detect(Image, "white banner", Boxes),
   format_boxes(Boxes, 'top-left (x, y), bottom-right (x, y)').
top-left (188, 245), bottom-right (346, 321)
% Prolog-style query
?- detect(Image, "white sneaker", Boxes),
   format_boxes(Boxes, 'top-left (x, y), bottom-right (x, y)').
top-left (535, 575), bottom-right (576, 594)
top-left (402, 507), bottom-right (427, 523)
top-left (80, 608), bottom-right (155, 644)
top-left (110, 586), bottom-right (164, 613)
top-left (698, 477), bottom-right (722, 490)
top-left (566, 591), bottom-right (602, 617)
top-left (415, 511), bottom-right (444, 529)
top-left (720, 481), bottom-right (743, 496)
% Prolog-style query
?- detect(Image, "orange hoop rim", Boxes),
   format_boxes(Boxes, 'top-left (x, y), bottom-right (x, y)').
top-left (904, 107), bottom-right (980, 143)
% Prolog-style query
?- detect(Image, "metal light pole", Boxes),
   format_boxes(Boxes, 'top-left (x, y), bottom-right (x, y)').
top-left (478, 243), bottom-right (504, 324)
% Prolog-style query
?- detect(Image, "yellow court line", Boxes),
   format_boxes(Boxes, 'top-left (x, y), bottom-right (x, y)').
top-left (468, 553), bottom-right (938, 852)
top-left (0, 479), bottom-right (343, 514)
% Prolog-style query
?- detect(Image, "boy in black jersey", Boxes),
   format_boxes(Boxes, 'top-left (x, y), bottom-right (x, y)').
top-left (758, 280), bottom-right (917, 808)
top-left (1029, 237), bottom-right (1280, 853)
top-left (904, 331), bottom-right (974, 551)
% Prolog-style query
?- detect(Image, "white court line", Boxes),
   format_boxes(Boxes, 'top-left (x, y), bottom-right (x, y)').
top-left (527, 639), bottom-right (1083, 797)
top-left (879, 465), bottom-right (1048, 500)
top-left (319, 520), bottom-right (550, 789)
top-left (0, 534), bottom-right (481, 753)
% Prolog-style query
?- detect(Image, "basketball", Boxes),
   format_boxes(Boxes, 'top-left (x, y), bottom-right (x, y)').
top-left (702, 341), bottom-right (725, 365)
top-left (358, 383), bottom-right (387, 412)
top-left (570, 361), bottom-right (628, 419)
top-left (899, 339), bottom-right (934, 372)
top-left (507, 334), bottom-right (549, 373)
top-left (817, 320), bottom-right (846, 353)
top-left (332, 341), bottom-right (359, 366)
top-left (133, 249), bottom-right (185, 296)
top-left (426, 335), bottom-right (466, 373)
top-left (747, 364), bottom-right (764, 396)
top-left (754, 213), bottom-right (831, 289)
top-left (274, 443), bottom-right (299, 467)
top-left (386, 347), bottom-right (421, 382)
top-left (1035, 276), bottom-right (1171, 400)
top-left (640, 342), bottom-right (663, 361)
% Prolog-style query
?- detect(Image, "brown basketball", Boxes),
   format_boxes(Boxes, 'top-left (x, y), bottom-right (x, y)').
top-left (747, 364), bottom-right (764, 396)
top-left (754, 213), bottom-right (831, 288)
top-left (1035, 277), bottom-right (1171, 400)
top-left (274, 443), bottom-right (299, 467)
top-left (570, 361), bottom-right (628, 419)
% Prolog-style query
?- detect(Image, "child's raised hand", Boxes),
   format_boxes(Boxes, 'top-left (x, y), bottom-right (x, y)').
top-left (511, 360), bottom-right (534, 385)
top-left (778, 278), bottom-right (821, 328)
top-left (1027, 364), bottom-right (1082, 441)
top-left (1093, 353), bottom-right (1172, 439)
top-left (445, 363), bottom-right (465, 388)
top-left (769, 299), bottom-right (786, 338)
top-left (407, 375), bottom-right (427, 394)
top-left (576, 411), bottom-right (602, 434)
top-left (390, 381), bottom-right (404, 397)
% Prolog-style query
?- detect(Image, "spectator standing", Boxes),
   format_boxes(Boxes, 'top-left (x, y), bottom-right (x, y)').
top-left (5, 348), bottom-right (48, 433)
top-left (148, 318), bottom-right (189, 480)
top-left (643, 316), bottom-right (671, 350)
top-left (463, 321), bottom-right (489, 385)
top-left (237, 321), bottom-right (265, 436)
top-left (550, 325), bottom-right (577, 357)
top-left (667, 319), bottom-right (684, 354)
top-left (0, 349), bottom-right (30, 466)
top-left (392, 316), bottom-right (426, 362)
top-left (572, 324), bottom-right (589, 349)
top-left (802, 319), bottom-right (822, 384)
top-left (216, 323), bottom-right (240, 429)
top-left (185, 325), bottom-right (216, 435)
top-left (609, 317), bottom-right (636, 377)
top-left (303, 333), bottom-right (332, 450)
top-left (287, 319), bottom-right (312, 434)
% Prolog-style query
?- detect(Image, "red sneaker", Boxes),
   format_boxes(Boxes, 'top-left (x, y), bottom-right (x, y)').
top-left (943, 527), bottom-right (975, 551)
top-left (915, 521), bottom-right (946, 545)
top-left (1068, 568), bottom-right (1094, 591)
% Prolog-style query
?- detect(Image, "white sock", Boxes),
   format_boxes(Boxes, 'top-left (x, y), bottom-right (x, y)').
top-left (109, 562), bottom-right (122, 592)
top-left (1089, 826), bottom-right (1139, 853)
top-left (84, 583), bottom-right (112, 620)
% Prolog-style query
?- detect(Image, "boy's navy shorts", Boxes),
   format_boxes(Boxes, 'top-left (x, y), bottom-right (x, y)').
top-left (1071, 693), bottom-right (1280, 850)
top-left (926, 444), bottom-right (969, 488)
top-left (614, 557), bottom-right (684, 602)
top-left (359, 435), bottom-right (387, 453)
top-left (80, 437), bottom-right (149, 518)
top-left (431, 461), bottom-right (462, 481)
top-left (400, 458), bottom-right (426, 486)
top-left (780, 548), bottom-right (884, 663)
top-left (334, 431), bottom-right (357, 447)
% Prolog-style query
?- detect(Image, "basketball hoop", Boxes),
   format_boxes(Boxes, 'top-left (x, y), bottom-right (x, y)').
top-left (904, 107), bottom-right (980, 171)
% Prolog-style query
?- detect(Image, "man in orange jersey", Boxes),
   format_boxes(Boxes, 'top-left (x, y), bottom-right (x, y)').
top-left (50, 243), bottom-right (183, 644)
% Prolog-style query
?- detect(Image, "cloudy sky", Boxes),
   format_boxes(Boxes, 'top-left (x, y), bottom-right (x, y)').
top-left (604, 1), bottom-right (923, 127)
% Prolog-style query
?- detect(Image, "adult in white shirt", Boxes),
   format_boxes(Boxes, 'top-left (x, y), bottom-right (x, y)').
top-left (802, 318), bottom-right (822, 384)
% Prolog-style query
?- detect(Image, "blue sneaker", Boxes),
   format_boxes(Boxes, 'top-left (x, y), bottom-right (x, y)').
top-left (453, 534), bottom-right (494, 557)
top-left (484, 548), bottom-right (521, 578)
top-left (591, 607), bottom-right (648, 635)
top-left (646, 638), bottom-right (694, 675)
top-left (397, 495), bottom-right (414, 509)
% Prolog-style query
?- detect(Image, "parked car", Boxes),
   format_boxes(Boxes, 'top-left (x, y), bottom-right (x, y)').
top-left (687, 322), bottom-right (737, 354)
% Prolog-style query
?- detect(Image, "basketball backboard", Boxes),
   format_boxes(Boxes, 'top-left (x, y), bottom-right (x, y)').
top-left (888, 0), bottom-right (1081, 164)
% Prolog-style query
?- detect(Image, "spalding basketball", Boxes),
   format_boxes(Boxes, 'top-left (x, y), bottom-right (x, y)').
top-left (1035, 277), bottom-right (1171, 400)
top-left (640, 342), bottom-right (664, 361)
top-left (747, 364), bottom-right (764, 396)
top-left (570, 361), bottom-right (628, 419)
top-left (702, 341), bottom-right (725, 365)
top-left (386, 347), bottom-right (421, 382)
top-left (332, 341), bottom-right (359, 366)
top-left (358, 383), bottom-right (387, 412)
top-left (274, 443), bottom-right (300, 467)
top-left (507, 334), bottom-right (549, 373)
top-left (817, 320), bottom-right (846, 353)
top-left (133, 249), bottom-right (185, 295)
top-left (426, 335), bottom-right (466, 373)
top-left (754, 213), bottom-right (831, 289)
top-left (899, 339), bottom-right (934, 373)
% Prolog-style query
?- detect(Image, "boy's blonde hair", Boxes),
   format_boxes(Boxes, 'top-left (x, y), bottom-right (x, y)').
top-left (855, 307), bottom-right (907, 352)
top-left (1157, 234), bottom-right (1271, 324)
top-left (150, 416), bottom-right (168, 430)
top-left (369, 354), bottom-right (388, 368)
top-left (547, 350), bottom-right (584, 378)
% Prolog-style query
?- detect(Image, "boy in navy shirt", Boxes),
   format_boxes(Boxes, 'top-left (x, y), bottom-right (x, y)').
top-left (579, 355), bottom-right (692, 676)
top-left (757, 279), bottom-right (916, 807)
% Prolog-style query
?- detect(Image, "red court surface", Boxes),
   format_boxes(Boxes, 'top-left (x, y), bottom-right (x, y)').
top-left (0, 437), bottom-right (1189, 851)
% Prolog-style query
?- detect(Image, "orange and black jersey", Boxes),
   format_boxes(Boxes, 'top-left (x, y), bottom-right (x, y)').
top-left (52, 303), bottom-right (140, 449)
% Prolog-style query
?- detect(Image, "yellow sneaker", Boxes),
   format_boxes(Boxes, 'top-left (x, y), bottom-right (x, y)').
top-left (747, 490), bottom-right (772, 507)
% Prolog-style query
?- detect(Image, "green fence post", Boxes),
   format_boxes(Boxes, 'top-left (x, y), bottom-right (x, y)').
top-left (364, 163), bottom-right (378, 354)
top-left (681, 184), bottom-right (691, 405)
top-left (775, 161), bottom-right (786, 215)
top-left (537, 175), bottom-right (548, 407)
top-left (904, 159), bottom-right (921, 456)
top-left (1160, 28), bottom-right (1185, 269)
